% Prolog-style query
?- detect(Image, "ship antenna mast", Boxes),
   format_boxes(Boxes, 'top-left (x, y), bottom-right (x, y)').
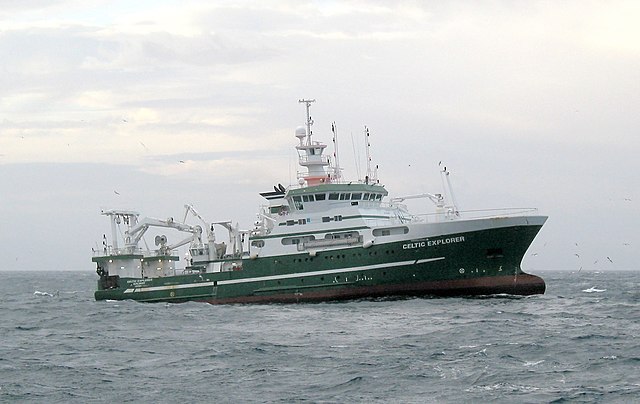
top-left (364, 126), bottom-right (375, 184)
top-left (299, 99), bottom-right (315, 145)
top-left (440, 163), bottom-right (460, 217)
top-left (331, 121), bottom-right (342, 182)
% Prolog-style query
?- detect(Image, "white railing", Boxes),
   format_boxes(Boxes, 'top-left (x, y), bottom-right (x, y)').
top-left (409, 207), bottom-right (539, 223)
top-left (93, 246), bottom-right (179, 257)
top-left (298, 155), bottom-right (331, 165)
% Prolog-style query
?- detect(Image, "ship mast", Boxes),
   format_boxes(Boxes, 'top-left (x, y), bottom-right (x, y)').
top-left (300, 98), bottom-right (315, 145)
top-left (331, 121), bottom-right (342, 182)
top-left (363, 126), bottom-right (378, 184)
top-left (295, 99), bottom-right (331, 186)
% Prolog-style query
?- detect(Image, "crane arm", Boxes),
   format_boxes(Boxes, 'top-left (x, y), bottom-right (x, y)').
top-left (390, 193), bottom-right (445, 207)
top-left (126, 217), bottom-right (196, 246)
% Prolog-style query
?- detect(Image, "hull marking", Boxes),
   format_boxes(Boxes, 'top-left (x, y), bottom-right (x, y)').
top-left (121, 257), bottom-right (445, 294)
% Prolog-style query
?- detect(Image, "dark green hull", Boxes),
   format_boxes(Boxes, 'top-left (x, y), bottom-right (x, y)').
top-left (95, 221), bottom-right (546, 304)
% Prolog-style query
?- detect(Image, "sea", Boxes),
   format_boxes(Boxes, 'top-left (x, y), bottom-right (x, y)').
top-left (0, 270), bottom-right (638, 403)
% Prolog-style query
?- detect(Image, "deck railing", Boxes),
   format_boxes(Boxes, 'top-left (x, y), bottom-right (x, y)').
top-left (92, 246), bottom-right (179, 258)
top-left (409, 207), bottom-right (539, 223)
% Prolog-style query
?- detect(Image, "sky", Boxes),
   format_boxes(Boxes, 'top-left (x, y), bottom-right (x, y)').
top-left (0, 0), bottom-right (638, 272)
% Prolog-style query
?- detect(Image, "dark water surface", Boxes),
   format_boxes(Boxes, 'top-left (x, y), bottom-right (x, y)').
top-left (1, 270), bottom-right (639, 403)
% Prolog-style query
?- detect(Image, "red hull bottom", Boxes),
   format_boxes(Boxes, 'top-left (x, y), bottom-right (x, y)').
top-left (204, 273), bottom-right (546, 305)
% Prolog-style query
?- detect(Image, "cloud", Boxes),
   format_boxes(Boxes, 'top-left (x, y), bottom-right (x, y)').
top-left (0, 1), bottom-right (639, 270)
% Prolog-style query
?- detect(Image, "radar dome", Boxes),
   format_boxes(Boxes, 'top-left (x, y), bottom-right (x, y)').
top-left (295, 126), bottom-right (306, 139)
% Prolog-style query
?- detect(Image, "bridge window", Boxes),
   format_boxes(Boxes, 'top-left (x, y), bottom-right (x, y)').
top-left (292, 196), bottom-right (304, 210)
top-left (351, 193), bottom-right (362, 200)
top-left (315, 193), bottom-right (326, 201)
top-left (329, 193), bottom-right (339, 200)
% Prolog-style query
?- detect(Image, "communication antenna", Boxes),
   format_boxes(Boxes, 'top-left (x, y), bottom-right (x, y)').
top-left (350, 131), bottom-right (361, 181)
top-left (364, 126), bottom-right (378, 184)
top-left (298, 99), bottom-right (315, 145)
top-left (439, 163), bottom-right (460, 216)
top-left (331, 121), bottom-right (342, 182)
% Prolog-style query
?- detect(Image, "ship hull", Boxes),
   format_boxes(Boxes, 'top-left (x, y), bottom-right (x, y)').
top-left (95, 216), bottom-right (547, 304)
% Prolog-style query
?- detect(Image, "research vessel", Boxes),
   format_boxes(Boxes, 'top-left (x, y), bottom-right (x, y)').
top-left (93, 99), bottom-right (546, 303)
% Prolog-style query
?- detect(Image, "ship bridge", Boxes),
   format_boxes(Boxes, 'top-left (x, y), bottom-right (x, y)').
top-left (286, 183), bottom-right (388, 213)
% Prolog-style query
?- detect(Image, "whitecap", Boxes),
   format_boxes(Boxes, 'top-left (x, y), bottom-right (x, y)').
top-left (582, 287), bottom-right (606, 293)
top-left (34, 290), bottom-right (54, 297)
top-left (523, 360), bottom-right (545, 367)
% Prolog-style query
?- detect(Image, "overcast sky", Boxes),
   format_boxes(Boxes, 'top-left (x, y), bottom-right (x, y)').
top-left (1, 1), bottom-right (638, 272)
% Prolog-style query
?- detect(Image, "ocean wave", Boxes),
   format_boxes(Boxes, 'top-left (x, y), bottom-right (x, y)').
top-left (33, 290), bottom-right (58, 297)
top-left (582, 286), bottom-right (606, 293)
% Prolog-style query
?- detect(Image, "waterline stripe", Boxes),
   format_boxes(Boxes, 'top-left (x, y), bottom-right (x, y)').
top-left (124, 257), bottom-right (445, 293)
top-left (124, 281), bottom-right (215, 294)
top-left (218, 257), bottom-right (445, 285)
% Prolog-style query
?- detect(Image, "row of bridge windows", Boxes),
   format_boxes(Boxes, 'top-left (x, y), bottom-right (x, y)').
top-left (292, 192), bottom-right (383, 203)
top-left (292, 193), bottom-right (383, 210)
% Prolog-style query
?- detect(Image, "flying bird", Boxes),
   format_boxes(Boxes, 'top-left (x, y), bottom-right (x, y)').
top-left (179, 160), bottom-right (185, 164)
top-left (574, 253), bottom-right (580, 258)
top-left (607, 256), bottom-right (613, 263)
top-left (114, 190), bottom-right (120, 195)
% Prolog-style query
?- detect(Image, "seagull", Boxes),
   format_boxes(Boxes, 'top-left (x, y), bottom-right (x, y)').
top-left (114, 190), bottom-right (120, 195)
top-left (139, 141), bottom-right (148, 150)
top-left (179, 160), bottom-right (185, 164)
top-left (607, 256), bottom-right (613, 263)
top-left (574, 253), bottom-right (580, 258)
